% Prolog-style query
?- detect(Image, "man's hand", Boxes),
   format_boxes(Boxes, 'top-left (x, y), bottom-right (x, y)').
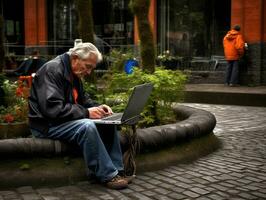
top-left (88, 105), bottom-right (113, 119)
top-left (88, 107), bottom-right (106, 119)
top-left (99, 104), bottom-right (113, 116)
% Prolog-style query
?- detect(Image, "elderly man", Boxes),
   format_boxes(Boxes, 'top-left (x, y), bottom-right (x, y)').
top-left (28, 43), bottom-right (128, 189)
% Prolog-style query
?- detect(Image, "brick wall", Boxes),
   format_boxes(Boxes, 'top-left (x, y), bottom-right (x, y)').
top-left (262, 42), bottom-right (266, 84)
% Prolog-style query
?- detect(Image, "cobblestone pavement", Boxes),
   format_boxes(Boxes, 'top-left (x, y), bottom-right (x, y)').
top-left (0, 104), bottom-right (265, 200)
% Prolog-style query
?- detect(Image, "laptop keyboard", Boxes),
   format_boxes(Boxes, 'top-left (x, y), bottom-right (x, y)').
top-left (103, 113), bottom-right (123, 121)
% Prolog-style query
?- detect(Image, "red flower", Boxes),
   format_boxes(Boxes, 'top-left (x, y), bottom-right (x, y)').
top-left (3, 114), bottom-right (15, 123)
top-left (16, 86), bottom-right (24, 97)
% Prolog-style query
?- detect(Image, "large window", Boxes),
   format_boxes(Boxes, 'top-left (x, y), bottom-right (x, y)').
top-left (47, 0), bottom-right (134, 54)
top-left (157, 0), bottom-right (230, 57)
top-left (47, 0), bottom-right (78, 54)
top-left (1, 0), bottom-right (24, 55)
top-left (93, 0), bottom-right (134, 49)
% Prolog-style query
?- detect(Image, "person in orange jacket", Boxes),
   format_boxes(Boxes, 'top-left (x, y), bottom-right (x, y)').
top-left (223, 25), bottom-right (245, 86)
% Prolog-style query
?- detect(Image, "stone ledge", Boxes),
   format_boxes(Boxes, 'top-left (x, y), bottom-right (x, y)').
top-left (134, 105), bottom-right (216, 152)
top-left (0, 105), bottom-right (216, 157)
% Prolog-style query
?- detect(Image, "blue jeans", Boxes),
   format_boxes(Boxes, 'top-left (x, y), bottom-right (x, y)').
top-left (225, 60), bottom-right (239, 85)
top-left (31, 119), bottom-right (124, 182)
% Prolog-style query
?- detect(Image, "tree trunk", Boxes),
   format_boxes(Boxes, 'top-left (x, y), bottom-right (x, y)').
top-left (0, 16), bottom-right (5, 73)
top-left (75, 0), bottom-right (94, 43)
top-left (130, 0), bottom-right (155, 73)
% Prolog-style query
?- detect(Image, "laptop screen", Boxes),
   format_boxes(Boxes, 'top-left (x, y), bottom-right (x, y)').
top-left (121, 83), bottom-right (153, 123)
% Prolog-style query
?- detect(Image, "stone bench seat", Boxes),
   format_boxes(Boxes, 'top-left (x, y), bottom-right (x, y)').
top-left (0, 105), bottom-right (216, 157)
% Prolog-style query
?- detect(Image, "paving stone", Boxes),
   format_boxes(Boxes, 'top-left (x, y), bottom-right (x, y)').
top-left (242, 185), bottom-right (260, 191)
top-left (129, 192), bottom-right (153, 200)
top-left (142, 183), bottom-right (157, 189)
top-left (174, 182), bottom-right (191, 189)
top-left (190, 187), bottom-right (210, 195)
top-left (146, 179), bottom-right (163, 185)
top-left (119, 188), bottom-right (134, 194)
top-left (167, 192), bottom-right (186, 199)
top-left (153, 195), bottom-right (174, 200)
top-left (99, 194), bottom-right (114, 200)
top-left (185, 171), bottom-right (203, 177)
top-left (206, 194), bottom-right (226, 200)
top-left (142, 191), bottom-right (157, 197)
top-left (237, 192), bottom-right (257, 199)
top-left (129, 184), bottom-right (145, 192)
top-left (105, 189), bottom-right (130, 200)
top-left (157, 177), bottom-right (177, 184)
top-left (0, 191), bottom-right (17, 196)
top-left (158, 171), bottom-right (176, 178)
top-left (153, 188), bottom-right (171, 195)
top-left (236, 178), bottom-right (252, 184)
top-left (191, 178), bottom-right (209, 185)
top-left (201, 176), bottom-right (218, 183)
top-left (136, 175), bottom-right (152, 181)
top-left (245, 176), bottom-right (263, 182)
top-left (36, 188), bottom-right (54, 195)
top-left (20, 193), bottom-right (42, 200)
top-left (195, 197), bottom-right (212, 200)
top-left (182, 190), bottom-right (200, 198)
top-left (173, 177), bottom-right (193, 184)
top-left (2, 194), bottom-right (20, 199)
top-left (16, 186), bottom-right (35, 194)
top-left (251, 191), bottom-right (266, 198)
top-left (160, 183), bottom-right (177, 190)
top-left (41, 196), bottom-right (61, 200)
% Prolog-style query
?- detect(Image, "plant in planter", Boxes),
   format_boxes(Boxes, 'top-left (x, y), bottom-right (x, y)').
top-left (0, 78), bottom-right (30, 139)
top-left (109, 49), bottom-right (137, 73)
top-left (101, 67), bottom-right (187, 128)
top-left (157, 50), bottom-right (182, 70)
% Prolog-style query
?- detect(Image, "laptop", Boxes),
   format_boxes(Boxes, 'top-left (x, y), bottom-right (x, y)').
top-left (91, 83), bottom-right (153, 125)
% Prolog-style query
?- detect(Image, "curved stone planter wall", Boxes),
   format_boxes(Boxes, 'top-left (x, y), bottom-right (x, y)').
top-left (134, 105), bottom-right (216, 152)
top-left (0, 105), bottom-right (216, 157)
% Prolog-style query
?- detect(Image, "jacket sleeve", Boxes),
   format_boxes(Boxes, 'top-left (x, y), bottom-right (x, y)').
top-left (235, 35), bottom-right (245, 56)
top-left (78, 80), bottom-right (100, 108)
top-left (36, 68), bottom-right (89, 122)
top-left (83, 93), bottom-right (100, 108)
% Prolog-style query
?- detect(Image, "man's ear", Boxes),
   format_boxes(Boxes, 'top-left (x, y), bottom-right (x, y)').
top-left (71, 54), bottom-right (79, 60)
top-left (71, 55), bottom-right (80, 70)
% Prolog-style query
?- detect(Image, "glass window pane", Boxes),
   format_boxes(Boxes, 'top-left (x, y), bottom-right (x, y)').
top-left (158, 0), bottom-right (230, 58)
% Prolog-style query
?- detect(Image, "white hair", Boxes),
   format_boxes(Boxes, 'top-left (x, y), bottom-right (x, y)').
top-left (68, 42), bottom-right (103, 62)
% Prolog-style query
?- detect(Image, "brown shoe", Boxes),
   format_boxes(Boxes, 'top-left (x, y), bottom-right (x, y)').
top-left (105, 175), bottom-right (128, 190)
top-left (123, 174), bottom-right (136, 184)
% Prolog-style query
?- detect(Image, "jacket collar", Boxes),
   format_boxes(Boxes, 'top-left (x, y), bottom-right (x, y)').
top-left (59, 53), bottom-right (74, 83)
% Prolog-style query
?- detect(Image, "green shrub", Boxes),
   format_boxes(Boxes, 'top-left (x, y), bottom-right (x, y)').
top-left (102, 67), bottom-right (187, 127)
top-left (109, 49), bottom-right (136, 72)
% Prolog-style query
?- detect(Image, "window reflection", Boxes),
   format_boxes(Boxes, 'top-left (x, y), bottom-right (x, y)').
top-left (158, 0), bottom-right (230, 58)
top-left (47, 0), bottom-right (134, 55)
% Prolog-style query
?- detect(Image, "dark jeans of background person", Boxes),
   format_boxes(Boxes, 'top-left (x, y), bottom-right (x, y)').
top-left (225, 60), bottom-right (239, 85)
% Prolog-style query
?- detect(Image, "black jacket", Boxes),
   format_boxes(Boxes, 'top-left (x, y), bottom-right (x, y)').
top-left (28, 53), bottom-right (99, 134)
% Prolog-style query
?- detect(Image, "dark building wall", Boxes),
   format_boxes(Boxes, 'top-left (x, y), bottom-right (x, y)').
top-left (246, 43), bottom-right (263, 85)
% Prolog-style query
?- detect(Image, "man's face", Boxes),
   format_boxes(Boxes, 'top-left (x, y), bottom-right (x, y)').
top-left (72, 54), bottom-right (97, 78)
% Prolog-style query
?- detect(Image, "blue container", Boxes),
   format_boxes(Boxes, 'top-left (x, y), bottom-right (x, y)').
top-left (124, 59), bottom-right (139, 74)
